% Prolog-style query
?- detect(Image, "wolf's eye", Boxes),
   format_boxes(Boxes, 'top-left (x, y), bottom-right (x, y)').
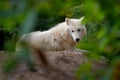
top-left (72, 30), bottom-right (74, 32)
top-left (78, 29), bottom-right (81, 32)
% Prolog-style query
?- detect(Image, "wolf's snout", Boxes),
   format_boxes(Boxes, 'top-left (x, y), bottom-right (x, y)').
top-left (75, 38), bottom-right (80, 42)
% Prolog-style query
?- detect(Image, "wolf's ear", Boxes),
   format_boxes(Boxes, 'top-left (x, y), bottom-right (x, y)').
top-left (79, 16), bottom-right (85, 24)
top-left (65, 18), bottom-right (71, 25)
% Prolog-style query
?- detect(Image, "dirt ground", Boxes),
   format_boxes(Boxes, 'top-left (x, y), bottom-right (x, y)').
top-left (0, 51), bottom-right (108, 80)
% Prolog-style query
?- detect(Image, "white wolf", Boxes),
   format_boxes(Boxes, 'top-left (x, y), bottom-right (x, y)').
top-left (16, 17), bottom-right (87, 52)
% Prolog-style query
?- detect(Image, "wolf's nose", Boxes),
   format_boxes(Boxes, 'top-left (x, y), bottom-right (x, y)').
top-left (76, 38), bottom-right (80, 42)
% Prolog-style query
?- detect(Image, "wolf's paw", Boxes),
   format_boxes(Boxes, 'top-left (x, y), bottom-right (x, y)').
top-left (75, 48), bottom-right (90, 53)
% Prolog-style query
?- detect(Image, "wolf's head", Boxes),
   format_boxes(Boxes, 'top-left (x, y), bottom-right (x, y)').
top-left (65, 17), bottom-right (86, 42)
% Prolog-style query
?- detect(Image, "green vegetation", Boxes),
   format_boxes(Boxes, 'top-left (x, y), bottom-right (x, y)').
top-left (0, 0), bottom-right (120, 80)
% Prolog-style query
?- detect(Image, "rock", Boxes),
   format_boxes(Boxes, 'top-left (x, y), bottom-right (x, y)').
top-left (0, 51), bottom-right (108, 80)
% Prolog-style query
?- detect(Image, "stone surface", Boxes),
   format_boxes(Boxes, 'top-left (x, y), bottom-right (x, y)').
top-left (0, 51), bottom-right (108, 80)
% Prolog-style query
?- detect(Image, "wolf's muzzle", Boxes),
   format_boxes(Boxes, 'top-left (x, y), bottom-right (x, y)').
top-left (75, 38), bottom-right (80, 42)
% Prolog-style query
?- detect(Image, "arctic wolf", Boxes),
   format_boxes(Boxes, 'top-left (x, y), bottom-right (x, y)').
top-left (16, 17), bottom-right (86, 52)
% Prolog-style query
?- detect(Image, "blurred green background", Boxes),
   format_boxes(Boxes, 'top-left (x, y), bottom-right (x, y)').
top-left (0, 0), bottom-right (120, 80)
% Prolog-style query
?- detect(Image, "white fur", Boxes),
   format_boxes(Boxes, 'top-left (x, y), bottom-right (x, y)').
top-left (16, 17), bottom-right (86, 52)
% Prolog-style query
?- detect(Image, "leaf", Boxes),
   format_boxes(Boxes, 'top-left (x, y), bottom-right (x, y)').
top-left (19, 9), bottom-right (38, 36)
